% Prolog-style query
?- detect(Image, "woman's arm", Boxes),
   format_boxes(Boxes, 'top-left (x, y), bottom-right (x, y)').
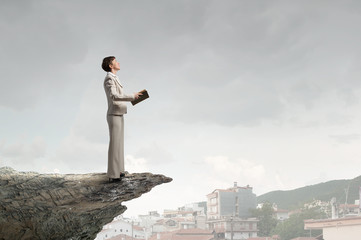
top-left (104, 78), bottom-right (135, 101)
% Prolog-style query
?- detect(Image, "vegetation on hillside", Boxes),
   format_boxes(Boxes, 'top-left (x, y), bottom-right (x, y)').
top-left (251, 175), bottom-right (361, 239)
top-left (257, 175), bottom-right (361, 210)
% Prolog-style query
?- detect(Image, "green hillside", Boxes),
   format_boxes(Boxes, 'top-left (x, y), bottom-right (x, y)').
top-left (257, 175), bottom-right (361, 210)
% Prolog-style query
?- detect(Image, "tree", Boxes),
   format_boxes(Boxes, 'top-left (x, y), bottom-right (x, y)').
top-left (250, 202), bottom-right (278, 236)
top-left (271, 207), bottom-right (325, 240)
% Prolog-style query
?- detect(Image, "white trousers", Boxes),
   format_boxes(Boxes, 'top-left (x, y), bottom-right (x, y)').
top-left (107, 115), bottom-right (124, 178)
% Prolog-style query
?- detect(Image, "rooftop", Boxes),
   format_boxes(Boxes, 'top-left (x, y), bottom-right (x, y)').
top-left (108, 234), bottom-right (145, 240)
top-left (304, 216), bottom-right (361, 229)
top-left (148, 228), bottom-right (214, 240)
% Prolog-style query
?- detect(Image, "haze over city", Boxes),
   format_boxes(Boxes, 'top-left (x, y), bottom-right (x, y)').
top-left (1, 0), bottom-right (361, 218)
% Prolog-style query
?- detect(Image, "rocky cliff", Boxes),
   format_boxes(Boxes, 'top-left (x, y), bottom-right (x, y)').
top-left (0, 167), bottom-right (172, 240)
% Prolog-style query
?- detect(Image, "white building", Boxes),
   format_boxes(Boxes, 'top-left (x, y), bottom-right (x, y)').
top-left (305, 216), bottom-right (361, 240)
top-left (207, 217), bottom-right (258, 240)
top-left (138, 211), bottom-right (163, 237)
top-left (95, 216), bottom-right (145, 240)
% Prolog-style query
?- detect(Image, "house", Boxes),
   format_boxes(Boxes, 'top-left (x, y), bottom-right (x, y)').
top-left (95, 216), bottom-right (145, 240)
top-left (274, 209), bottom-right (289, 221)
top-left (152, 217), bottom-right (195, 233)
top-left (161, 202), bottom-right (208, 230)
top-left (304, 216), bottom-right (361, 240)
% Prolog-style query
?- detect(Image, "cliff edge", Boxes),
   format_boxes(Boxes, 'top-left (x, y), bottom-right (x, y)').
top-left (0, 167), bottom-right (172, 240)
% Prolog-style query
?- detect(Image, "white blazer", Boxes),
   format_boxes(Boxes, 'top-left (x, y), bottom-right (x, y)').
top-left (104, 72), bottom-right (135, 115)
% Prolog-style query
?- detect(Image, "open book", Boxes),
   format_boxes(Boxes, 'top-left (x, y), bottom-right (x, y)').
top-left (131, 89), bottom-right (149, 106)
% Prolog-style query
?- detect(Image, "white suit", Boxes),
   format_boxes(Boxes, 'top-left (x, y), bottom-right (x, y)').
top-left (103, 72), bottom-right (135, 178)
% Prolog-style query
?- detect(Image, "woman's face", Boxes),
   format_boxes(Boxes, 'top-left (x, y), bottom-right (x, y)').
top-left (110, 59), bottom-right (120, 71)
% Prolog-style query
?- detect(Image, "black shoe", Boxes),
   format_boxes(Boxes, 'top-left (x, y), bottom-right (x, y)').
top-left (120, 172), bottom-right (126, 178)
top-left (109, 178), bottom-right (121, 183)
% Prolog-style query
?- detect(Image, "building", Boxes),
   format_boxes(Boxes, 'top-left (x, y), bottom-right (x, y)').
top-left (304, 216), bottom-right (361, 240)
top-left (161, 202), bottom-right (208, 230)
top-left (207, 217), bottom-right (258, 240)
top-left (338, 203), bottom-right (360, 216)
top-left (108, 234), bottom-right (145, 240)
top-left (274, 209), bottom-right (289, 221)
top-left (196, 214), bottom-right (208, 229)
top-left (257, 203), bottom-right (289, 221)
top-left (95, 216), bottom-right (145, 240)
top-left (163, 209), bottom-right (194, 219)
top-left (148, 228), bottom-right (216, 240)
top-left (152, 215), bottom-right (202, 233)
top-left (184, 202), bottom-right (207, 215)
top-left (138, 211), bottom-right (163, 237)
top-left (207, 182), bottom-right (257, 220)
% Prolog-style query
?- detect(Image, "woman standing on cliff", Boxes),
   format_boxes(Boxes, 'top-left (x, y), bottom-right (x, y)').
top-left (101, 56), bottom-right (142, 182)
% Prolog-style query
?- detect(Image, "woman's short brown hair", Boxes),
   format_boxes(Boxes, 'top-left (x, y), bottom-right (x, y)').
top-left (101, 56), bottom-right (116, 72)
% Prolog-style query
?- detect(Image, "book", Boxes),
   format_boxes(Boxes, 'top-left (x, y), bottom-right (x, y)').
top-left (131, 89), bottom-right (149, 106)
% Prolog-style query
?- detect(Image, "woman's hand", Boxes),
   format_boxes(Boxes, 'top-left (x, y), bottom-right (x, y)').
top-left (134, 91), bottom-right (143, 99)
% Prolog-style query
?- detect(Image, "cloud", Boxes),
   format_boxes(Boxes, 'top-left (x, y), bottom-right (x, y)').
top-left (50, 131), bottom-right (107, 173)
top-left (135, 142), bottom-right (174, 165)
top-left (2, 0), bottom-right (361, 128)
top-left (0, 1), bottom-right (88, 110)
top-left (71, 79), bottom-right (108, 144)
top-left (0, 136), bottom-right (46, 165)
top-left (151, 1), bottom-right (361, 127)
top-left (203, 155), bottom-right (266, 187)
top-left (125, 155), bottom-right (149, 173)
top-left (329, 133), bottom-right (361, 144)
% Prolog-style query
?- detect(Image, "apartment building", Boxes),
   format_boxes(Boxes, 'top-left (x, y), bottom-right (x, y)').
top-left (207, 182), bottom-right (257, 220)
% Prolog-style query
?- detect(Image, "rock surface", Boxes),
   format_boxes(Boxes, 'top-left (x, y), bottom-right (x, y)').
top-left (0, 167), bottom-right (172, 240)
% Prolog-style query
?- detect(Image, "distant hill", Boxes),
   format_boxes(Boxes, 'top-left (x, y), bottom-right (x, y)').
top-left (257, 175), bottom-right (361, 210)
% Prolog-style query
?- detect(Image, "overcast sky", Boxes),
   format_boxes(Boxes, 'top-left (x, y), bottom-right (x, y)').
top-left (1, 0), bottom-right (361, 217)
